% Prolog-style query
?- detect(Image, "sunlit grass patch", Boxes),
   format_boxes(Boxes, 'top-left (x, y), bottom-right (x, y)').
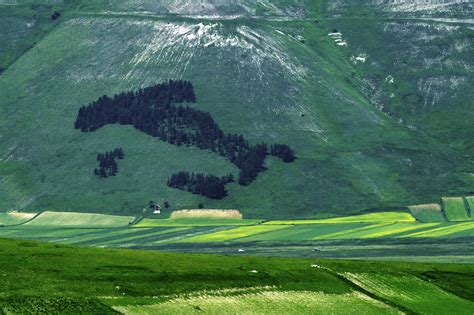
top-left (0, 228), bottom-right (101, 240)
top-left (0, 211), bottom-right (37, 226)
top-left (408, 204), bottom-right (446, 222)
top-left (24, 211), bottom-right (135, 228)
top-left (134, 218), bottom-right (263, 227)
top-left (240, 223), bottom-right (368, 241)
top-left (113, 291), bottom-right (397, 315)
top-left (442, 197), bottom-right (469, 222)
top-left (344, 273), bottom-right (474, 314)
top-left (402, 222), bottom-right (474, 238)
top-left (170, 209), bottom-right (243, 219)
top-left (58, 228), bottom-right (148, 244)
top-left (314, 223), bottom-right (394, 240)
top-left (98, 227), bottom-right (190, 246)
top-left (359, 223), bottom-right (441, 239)
top-left (180, 225), bottom-right (291, 243)
top-left (266, 212), bottom-right (415, 225)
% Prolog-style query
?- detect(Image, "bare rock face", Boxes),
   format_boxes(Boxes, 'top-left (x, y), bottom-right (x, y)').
top-left (84, 0), bottom-right (306, 18)
top-left (328, 0), bottom-right (473, 17)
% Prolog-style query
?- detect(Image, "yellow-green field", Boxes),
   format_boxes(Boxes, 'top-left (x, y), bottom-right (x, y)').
top-left (264, 212), bottom-right (416, 225)
top-left (115, 290), bottom-right (398, 315)
top-left (442, 197), bottom-right (470, 222)
top-left (181, 225), bottom-right (291, 243)
top-left (401, 222), bottom-right (474, 238)
top-left (1, 211), bottom-right (474, 247)
top-left (135, 218), bottom-right (263, 227)
top-left (344, 273), bottom-right (474, 314)
top-left (24, 211), bottom-right (135, 228)
top-left (0, 210), bottom-right (474, 263)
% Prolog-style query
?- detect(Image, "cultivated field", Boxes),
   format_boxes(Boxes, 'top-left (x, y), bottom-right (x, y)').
top-left (0, 237), bottom-right (473, 314)
top-left (170, 209), bottom-right (243, 219)
top-left (1, 210), bottom-right (474, 262)
top-left (0, 211), bottom-right (37, 226)
top-left (265, 212), bottom-right (416, 224)
top-left (23, 211), bottom-right (135, 227)
top-left (442, 197), bottom-right (470, 222)
top-left (344, 273), bottom-right (474, 314)
top-left (116, 291), bottom-right (398, 315)
top-left (465, 196), bottom-right (474, 219)
top-left (135, 217), bottom-right (263, 227)
top-left (408, 204), bottom-right (446, 222)
top-left (181, 225), bottom-right (291, 243)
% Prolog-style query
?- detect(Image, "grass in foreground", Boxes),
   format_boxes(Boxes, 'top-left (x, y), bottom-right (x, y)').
top-left (0, 237), bottom-right (473, 314)
top-left (116, 291), bottom-right (397, 315)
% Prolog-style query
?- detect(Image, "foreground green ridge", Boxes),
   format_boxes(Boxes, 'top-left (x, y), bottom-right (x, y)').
top-left (0, 237), bottom-right (473, 314)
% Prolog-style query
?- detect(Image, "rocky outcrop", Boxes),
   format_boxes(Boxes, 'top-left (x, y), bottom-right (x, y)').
top-left (328, 0), bottom-right (472, 17)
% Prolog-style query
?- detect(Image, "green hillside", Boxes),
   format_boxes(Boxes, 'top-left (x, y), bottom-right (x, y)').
top-left (0, 0), bottom-right (473, 219)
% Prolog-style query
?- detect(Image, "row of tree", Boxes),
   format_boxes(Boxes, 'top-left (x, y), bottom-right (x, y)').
top-left (167, 172), bottom-right (234, 199)
top-left (75, 80), bottom-right (295, 197)
top-left (94, 148), bottom-right (124, 178)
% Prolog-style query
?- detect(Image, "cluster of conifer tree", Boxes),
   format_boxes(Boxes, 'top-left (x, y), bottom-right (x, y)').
top-left (76, 80), bottom-right (295, 197)
top-left (167, 172), bottom-right (234, 199)
top-left (94, 148), bottom-right (124, 178)
top-left (270, 144), bottom-right (295, 163)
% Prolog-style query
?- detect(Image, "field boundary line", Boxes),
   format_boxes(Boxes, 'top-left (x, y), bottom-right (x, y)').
top-left (0, 211), bottom-right (43, 228)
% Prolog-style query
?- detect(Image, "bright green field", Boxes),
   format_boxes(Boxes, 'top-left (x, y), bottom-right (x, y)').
top-left (265, 212), bottom-right (416, 225)
top-left (0, 211), bottom-right (473, 247)
top-left (135, 217), bottom-right (263, 227)
top-left (23, 211), bottom-right (135, 227)
top-left (344, 272), bottom-right (474, 315)
top-left (240, 223), bottom-right (369, 241)
top-left (181, 225), bottom-right (291, 243)
top-left (1, 210), bottom-right (474, 264)
top-left (0, 237), bottom-right (473, 314)
top-left (116, 291), bottom-right (398, 315)
top-left (442, 197), bottom-right (470, 222)
top-left (401, 222), bottom-right (474, 238)
top-left (408, 204), bottom-right (446, 223)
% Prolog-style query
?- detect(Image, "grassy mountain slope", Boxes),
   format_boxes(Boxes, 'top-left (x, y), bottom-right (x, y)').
top-left (0, 1), bottom-right (472, 218)
top-left (0, 3), bottom-right (61, 73)
top-left (324, 15), bottom-right (474, 157)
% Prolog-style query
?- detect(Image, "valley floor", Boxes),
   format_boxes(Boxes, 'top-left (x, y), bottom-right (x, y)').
top-left (1, 211), bottom-right (474, 313)
top-left (0, 237), bottom-right (473, 314)
top-left (1, 210), bottom-right (473, 263)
